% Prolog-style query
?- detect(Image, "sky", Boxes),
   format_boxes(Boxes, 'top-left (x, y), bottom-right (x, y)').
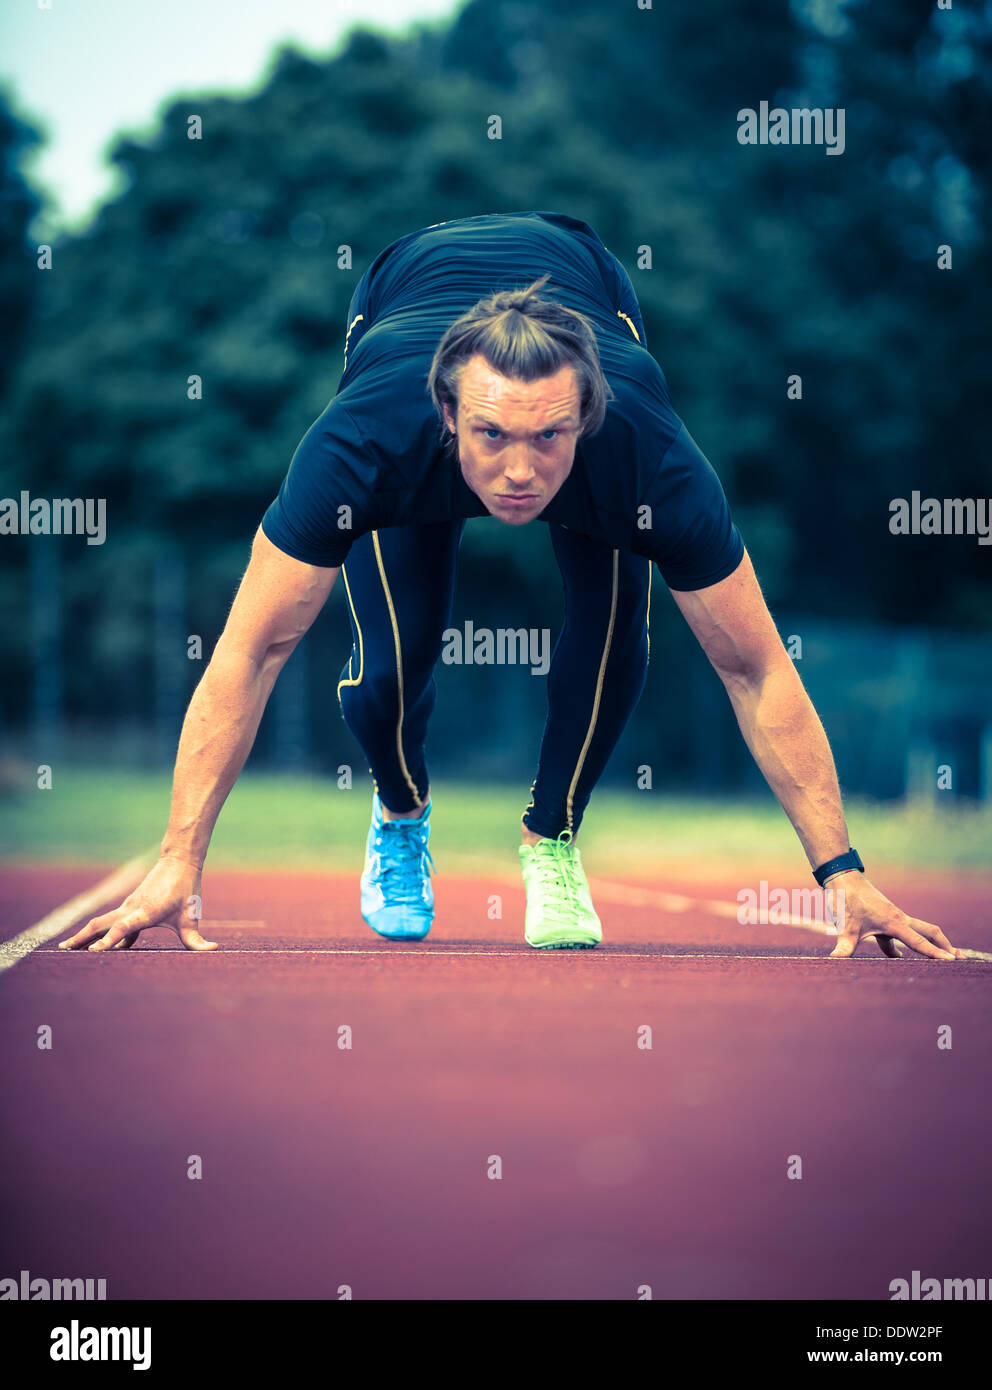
top-left (0, 0), bottom-right (461, 232)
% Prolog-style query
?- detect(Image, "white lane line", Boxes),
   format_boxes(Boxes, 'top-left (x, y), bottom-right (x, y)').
top-left (448, 872), bottom-right (840, 934)
top-left (47, 946), bottom-right (872, 961)
top-left (588, 878), bottom-right (838, 934)
top-left (0, 849), bottom-right (158, 973)
top-left (10, 862), bottom-right (984, 971)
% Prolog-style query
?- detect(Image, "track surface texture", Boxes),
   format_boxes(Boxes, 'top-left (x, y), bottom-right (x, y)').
top-left (2, 862), bottom-right (990, 1300)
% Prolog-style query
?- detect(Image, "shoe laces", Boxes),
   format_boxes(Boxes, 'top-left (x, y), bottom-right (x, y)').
top-left (529, 831), bottom-right (580, 921)
top-left (373, 821), bottom-right (436, 905)
top-left (560, 836), bottom-right (590, 899)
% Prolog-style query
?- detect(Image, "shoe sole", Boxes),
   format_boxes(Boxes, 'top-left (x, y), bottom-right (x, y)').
top-left (364, 922), bottom-right (433, 941)
top-left (527, 939), bottom-right (599, 950)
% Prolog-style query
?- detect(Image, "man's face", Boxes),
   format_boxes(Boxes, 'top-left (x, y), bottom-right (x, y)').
top-left (442, 355), bottom-right (582, 525)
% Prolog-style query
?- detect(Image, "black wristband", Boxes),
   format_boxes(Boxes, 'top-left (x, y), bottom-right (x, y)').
top-left (813, 847), bottom-right (864, 887)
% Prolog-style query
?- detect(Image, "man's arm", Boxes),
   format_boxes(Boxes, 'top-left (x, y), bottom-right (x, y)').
top-left (160, 526), bottom-right (337, 868)
top-left (669, 551), bottom-right (957, 961)
top-left (60, 527), bottom-right (338, 952)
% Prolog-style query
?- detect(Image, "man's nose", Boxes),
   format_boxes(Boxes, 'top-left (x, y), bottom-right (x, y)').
top-left (503, 445), bottom-right (536, 485)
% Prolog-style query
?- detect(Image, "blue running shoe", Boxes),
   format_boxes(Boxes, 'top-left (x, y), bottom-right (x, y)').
top-left (360, 792), bottom-right (436, 940)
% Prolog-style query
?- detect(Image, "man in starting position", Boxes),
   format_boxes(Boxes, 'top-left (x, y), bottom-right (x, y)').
top-left (61, 211), bottom-right (958, 963)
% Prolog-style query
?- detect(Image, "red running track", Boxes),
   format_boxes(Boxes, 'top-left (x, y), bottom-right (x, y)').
top-left (1, 862), bottom-right (991, 1300)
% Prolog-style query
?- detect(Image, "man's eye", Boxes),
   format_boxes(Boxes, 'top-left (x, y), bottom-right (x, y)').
top-left (484, 429), bottom-right (502, 439)
top-left (541, 430), bottom-right (558, 440)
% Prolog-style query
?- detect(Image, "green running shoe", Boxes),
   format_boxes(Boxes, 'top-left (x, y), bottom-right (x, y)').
top-left (519, 831), bottom-right (603, 949)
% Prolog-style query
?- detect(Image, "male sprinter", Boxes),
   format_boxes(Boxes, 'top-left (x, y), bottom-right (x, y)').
top-left (61, 211), bottom-right (959, 964)
top-left (325, 212), bottom-right (657, 948)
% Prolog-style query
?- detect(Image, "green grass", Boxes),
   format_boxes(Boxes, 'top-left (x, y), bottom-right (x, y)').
top-left (1, 768), bottom-right (990, 876)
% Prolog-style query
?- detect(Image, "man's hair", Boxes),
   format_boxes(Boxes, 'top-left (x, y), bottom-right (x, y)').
top-left (427, 274), bottom-right (613, 445)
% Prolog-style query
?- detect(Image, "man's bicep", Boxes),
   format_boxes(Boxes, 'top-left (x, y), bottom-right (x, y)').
top-left (220, 526), bottom-right (338, 663)
top-left (668, 550), bottom-right (786, 680)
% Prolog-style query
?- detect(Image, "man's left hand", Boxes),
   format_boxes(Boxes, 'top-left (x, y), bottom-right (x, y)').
top-left (826, 872), bottom-right (958, 961)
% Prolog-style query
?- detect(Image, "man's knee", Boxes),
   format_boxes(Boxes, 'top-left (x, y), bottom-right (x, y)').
top-left (612, 561), bottom-right (651, 642)
top-left (340, 649), bottom-right (438, 723)
top-left (339, 662), bottom-right (399, 721)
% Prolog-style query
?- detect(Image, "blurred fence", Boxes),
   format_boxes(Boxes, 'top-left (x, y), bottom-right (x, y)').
top-left (767, 617), bottom-right (992, 804)
top-left (14, 536), bottom-right (991, 804)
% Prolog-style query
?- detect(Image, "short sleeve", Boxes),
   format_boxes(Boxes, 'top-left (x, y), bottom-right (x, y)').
top-left (641, 423), bottom-right (744, 591)
top-left (261, 400), bottom-right (374, 567)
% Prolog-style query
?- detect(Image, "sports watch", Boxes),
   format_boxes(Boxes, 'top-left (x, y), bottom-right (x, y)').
top-left (812, 847), bottom-right (865, 887)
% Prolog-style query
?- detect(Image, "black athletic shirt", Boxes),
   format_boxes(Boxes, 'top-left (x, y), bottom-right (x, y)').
top-left (261, 211), bottom-right (744, 590)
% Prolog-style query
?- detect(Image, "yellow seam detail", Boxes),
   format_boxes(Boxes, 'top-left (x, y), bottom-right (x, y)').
top-left (565, 549), bottom-right (619, 833)
top-left (343, 312), bottom-right (364, 371)
top-left (617, 309), bottom-right (641, 343)
top-left (372, 531), bottom-right (421, 803)
top-left (336, 566), bottom-right (364, 699)
top-left (645, 559), bottom-right (652, 659)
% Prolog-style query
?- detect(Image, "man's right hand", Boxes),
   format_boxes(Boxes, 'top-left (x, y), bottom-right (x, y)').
top-left (56, 529), bottom-right (336, 956)
top-left (58, 855), bottom-right (218, 952)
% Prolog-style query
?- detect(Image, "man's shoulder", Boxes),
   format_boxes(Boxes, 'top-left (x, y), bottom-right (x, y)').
top-left (595, 346), bottom-right (679, 447)
top-left (334, 380), bottom-right (443, 488)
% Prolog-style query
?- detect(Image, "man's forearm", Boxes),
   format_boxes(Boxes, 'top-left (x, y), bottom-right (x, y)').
top-left (718, 654), bottom-right (851, 869)
top-left (159, 639), bottom-right (292, 867)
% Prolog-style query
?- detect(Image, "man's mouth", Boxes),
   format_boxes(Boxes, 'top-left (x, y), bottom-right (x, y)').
top-left (493, 493), bottom-right (539, 510)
